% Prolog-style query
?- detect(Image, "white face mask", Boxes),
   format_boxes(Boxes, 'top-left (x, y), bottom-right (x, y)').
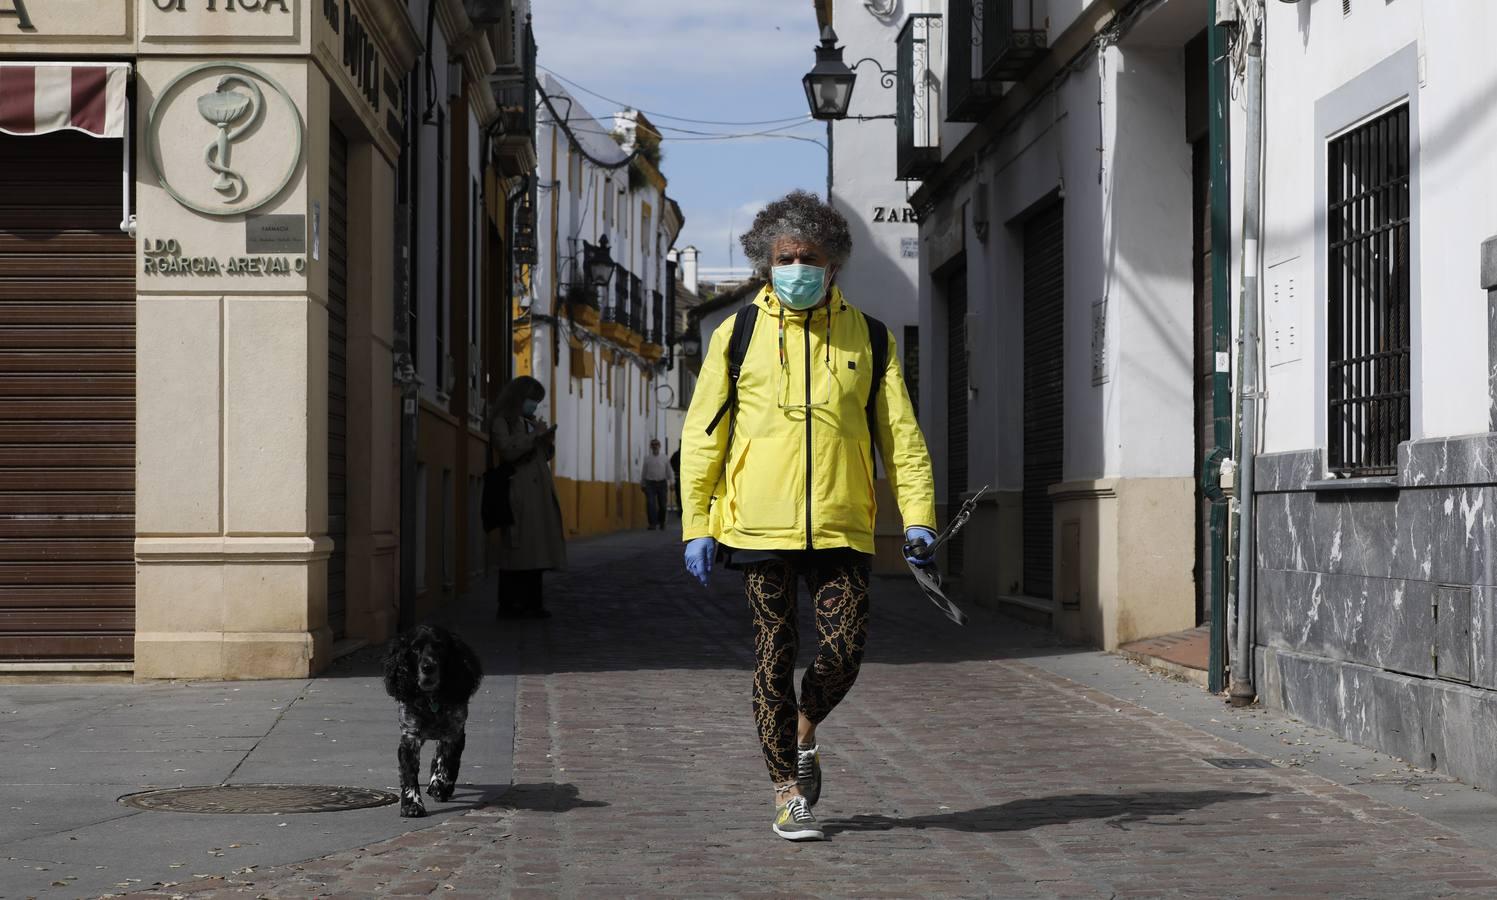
top-left (522, 399), bottom-right (540, 416)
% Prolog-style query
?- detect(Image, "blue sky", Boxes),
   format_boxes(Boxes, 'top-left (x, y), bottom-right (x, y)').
top-left (530, 0), bottom-right (828, 277)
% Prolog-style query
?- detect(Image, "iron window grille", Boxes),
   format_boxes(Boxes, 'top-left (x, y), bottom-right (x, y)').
top-left (896, 13), bottom-right (943, 181)
top-left (947, 0), bottom-right (998, 122)
top-left (981, 0), bottom-right (1047, 82)
top-left (1327, 103), bottom-right (1410, 476)
top-left (629, 274), bottom-right (644, 334)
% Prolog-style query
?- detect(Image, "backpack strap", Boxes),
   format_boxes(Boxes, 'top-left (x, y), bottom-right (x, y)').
top-left (862, 311), bottom-right (889, 468)
top-left (704, 305), bottom-right (760, 437)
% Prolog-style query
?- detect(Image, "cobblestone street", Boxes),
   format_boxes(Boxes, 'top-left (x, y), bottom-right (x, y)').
top-left (130, 531), bottom-right (1497, 899)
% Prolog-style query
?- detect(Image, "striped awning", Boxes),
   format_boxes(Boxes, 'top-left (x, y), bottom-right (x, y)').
top-left (0, 63), bottom-right (129, 139)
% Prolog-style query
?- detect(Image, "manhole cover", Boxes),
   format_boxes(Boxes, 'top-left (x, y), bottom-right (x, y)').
top-left (119, 784), bottom-right (398, 814)
top-left (1203, 757), bottom-right (1277, 770)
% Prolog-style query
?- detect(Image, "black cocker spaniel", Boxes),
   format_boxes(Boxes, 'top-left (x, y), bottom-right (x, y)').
top-left (381, 624), bottom-right (483, 817)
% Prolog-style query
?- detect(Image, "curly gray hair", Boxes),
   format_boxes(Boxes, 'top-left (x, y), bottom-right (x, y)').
top-left (739, 190), bottom-right (853, 275)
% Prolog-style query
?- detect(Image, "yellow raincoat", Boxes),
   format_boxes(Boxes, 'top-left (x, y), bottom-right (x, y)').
top-left (681, 285), bottom-right (936, 554)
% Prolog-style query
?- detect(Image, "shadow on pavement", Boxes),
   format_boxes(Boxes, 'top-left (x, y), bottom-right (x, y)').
top-left (489, 782), bottom-right (611, 813)
top-left (316, 531), bottom-right (1097, 678)
top-left (822, 790), bottom-right (1268, 835)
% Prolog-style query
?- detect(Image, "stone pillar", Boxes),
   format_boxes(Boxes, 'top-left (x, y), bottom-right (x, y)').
top-left (133, 59), bottom-right (331, 679)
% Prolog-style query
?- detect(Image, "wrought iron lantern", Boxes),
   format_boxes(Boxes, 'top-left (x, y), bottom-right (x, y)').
top-left (803, 27), bottom-right (856, 120)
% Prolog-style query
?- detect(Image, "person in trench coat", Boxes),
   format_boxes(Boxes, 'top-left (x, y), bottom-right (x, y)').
top-left (489, 375), bottom-right (567, 618)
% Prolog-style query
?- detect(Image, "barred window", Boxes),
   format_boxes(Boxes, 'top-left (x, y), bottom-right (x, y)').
top-left (1327, 103), bottom-right (1410, 476)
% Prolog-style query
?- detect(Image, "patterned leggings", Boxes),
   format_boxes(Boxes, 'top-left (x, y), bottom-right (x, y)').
top-left (745, 558), bottom-right (871, 785)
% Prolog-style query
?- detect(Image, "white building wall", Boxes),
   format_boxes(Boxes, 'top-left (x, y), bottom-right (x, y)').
top-left (920, 52), bottom-right (1120, 495)
top-left (1256, 0), bottom-right (1497, 455)
top-left (1109, 45), bottom-right (1194, 480)
top-left (829, 0), bottom-right (923, 353)
top-left (533, 78), bottom-right (677, 513)
top-left (914, 0), bottom-right (1208, 643)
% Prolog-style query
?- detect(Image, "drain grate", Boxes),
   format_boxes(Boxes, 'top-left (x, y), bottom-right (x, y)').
top-left (119, 784), bottom-right (398, 814)
top-left (1203, 757), bottom-right (1277, 770)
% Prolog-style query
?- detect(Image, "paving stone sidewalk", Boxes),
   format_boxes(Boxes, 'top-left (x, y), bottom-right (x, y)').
top-left (131, 531), bottom-right (1497, 899)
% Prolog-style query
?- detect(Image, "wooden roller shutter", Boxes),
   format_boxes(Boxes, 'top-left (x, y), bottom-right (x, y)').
top-left (944, 262), bottom-right (968, 577)
top-left (327, 125), bottom-right (349, 640)
top-left (0, 131), bottom-right (135, 660)
top-left (1022, 203), bottom-right (1064, 600)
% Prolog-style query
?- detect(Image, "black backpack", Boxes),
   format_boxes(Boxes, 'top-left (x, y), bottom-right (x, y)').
top-left (704, 305), bottom-right (890, 468)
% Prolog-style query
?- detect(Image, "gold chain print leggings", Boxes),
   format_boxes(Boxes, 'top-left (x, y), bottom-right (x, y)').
top-left (745, 558), bottom-right (871, 785)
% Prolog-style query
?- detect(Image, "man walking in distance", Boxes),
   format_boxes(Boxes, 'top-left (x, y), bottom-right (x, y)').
top-left (679, 191), bottom-right (938, 841)
top-left (641, 438), bottom-right (672, 531)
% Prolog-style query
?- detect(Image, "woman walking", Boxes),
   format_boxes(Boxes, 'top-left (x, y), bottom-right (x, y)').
top-left (679, 191), bottom-right (937, 841)
top-left (490, 376), bottom-right (566, 619)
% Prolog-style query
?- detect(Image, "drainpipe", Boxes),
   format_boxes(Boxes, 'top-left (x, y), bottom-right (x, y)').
top-left (1229, 11), bottom-right (1264, 707)
top-left (1206, 9), bottom-right (1233, 695)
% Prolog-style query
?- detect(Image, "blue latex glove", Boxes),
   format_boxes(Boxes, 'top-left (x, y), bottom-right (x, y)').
top-left (904, 526), bottom-right (939, 567)
top-left (685, 537), bottom-right (717, 586)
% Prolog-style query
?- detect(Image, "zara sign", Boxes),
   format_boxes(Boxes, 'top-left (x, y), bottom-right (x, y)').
top-left (872, 206), bottom-right (918, 224)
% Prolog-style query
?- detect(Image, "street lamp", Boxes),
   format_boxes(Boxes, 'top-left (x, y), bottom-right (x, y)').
top-left (802, 27), bottom-right (898, 200)
top-left (802, 27), bottom-right (856, 121)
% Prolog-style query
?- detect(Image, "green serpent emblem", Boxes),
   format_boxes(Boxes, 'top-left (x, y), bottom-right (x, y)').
top-left (195, 75), bottom-right (264, 204)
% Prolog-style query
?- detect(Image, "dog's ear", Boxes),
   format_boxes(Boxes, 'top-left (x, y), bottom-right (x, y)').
top-left (445, 634), bottom-right (484, 700)
top-left (381, 633), bottom-right (414, 698)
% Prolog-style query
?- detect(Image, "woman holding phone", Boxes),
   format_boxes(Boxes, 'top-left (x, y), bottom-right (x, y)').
top-left (489, 375), bottom-right (567, 618)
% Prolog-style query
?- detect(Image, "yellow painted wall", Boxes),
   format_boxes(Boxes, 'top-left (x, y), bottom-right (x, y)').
top-left (553, 476), bottom-right (649, 538)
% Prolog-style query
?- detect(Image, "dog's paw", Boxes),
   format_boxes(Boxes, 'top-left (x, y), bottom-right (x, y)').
top-left (400, 788), bottom-right (427, 818)
top-left (428, 777), bottom-right (454, 802)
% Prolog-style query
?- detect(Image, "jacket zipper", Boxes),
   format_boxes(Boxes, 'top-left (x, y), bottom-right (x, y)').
top-left (804, 313), bottom-right (814, 550)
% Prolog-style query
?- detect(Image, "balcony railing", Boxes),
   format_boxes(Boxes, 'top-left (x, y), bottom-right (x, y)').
top-left (573, 241), bottom-right (603, 309)
top-left (629, 275), bottom-right (644, 334)
top-left (981, 0), bottom-right (1047, 82)
top-left (665, 260), bottom-right (678, 349)
top-left (487, 12), bottom-right (537, 163)
top-left (649, 289), bottom-right (664, 345)
top-left (896, 13), bottom-right (943, 182)
top-left (947, 0), bottom-right (999, 122)
top-left (604, 264), bottom-right (629, 323)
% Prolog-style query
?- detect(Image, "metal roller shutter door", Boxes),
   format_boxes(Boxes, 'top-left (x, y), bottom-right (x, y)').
top-left (0, 131), bottom-right (135, 660)
top-left (1022, 204), bottom-right (1064, 600)
top-left (327, 125), bottom-right (348, 640)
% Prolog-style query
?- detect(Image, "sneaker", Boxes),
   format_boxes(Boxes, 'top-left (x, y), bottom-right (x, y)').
top-left (772, 795), bottom-right (825, 841)
top-left (796, 745), bottom-right (822, 807)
